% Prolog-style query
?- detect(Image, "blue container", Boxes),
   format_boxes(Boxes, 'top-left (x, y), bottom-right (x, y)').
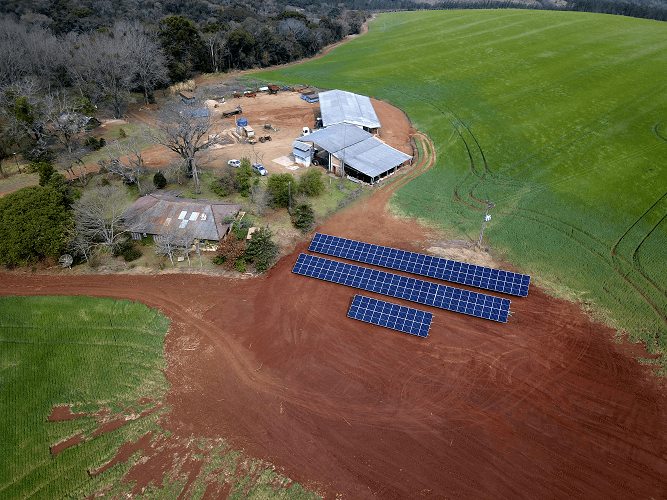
top-left (237, 117), bottom-right (248, 127)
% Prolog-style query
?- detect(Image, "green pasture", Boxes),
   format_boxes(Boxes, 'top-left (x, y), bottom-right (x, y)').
top-left (0, 296), bottom-right (321, 499)
top-left (261, 10), bottom-right (667, 363)
top-left (0, 296), bottom-right (170, 499)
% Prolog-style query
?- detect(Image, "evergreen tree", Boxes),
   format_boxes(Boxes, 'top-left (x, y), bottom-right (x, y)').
top-left (0, 186), bottom-right (71, 264)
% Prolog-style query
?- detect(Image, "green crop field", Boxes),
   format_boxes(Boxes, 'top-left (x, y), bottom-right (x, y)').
top-left (0, 296), bottom-right (170, 499)
top-left (0, 296), bottom-right (322, 499)
top-left (261, 10), bottom-right (667, 365)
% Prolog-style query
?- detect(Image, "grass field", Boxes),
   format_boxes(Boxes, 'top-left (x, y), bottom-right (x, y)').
top-left (0, 296), bottom-right (321, 499)
top-left (260, 10), bottom-right (667, 365)
top-left (0, 296), bottom-right (170, 499)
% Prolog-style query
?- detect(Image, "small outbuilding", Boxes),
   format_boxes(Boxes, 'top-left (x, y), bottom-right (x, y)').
top-left (292, 141), bottom-right (314, 166)
top-left (179, 91), bottom-right (195, 104)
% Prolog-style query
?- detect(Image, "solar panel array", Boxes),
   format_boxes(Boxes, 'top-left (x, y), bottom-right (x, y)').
top-left (309, 233), bottom-right (530, 297)
top-left (347, 295), bottom-right (432, 337)
top-left (292, 254), bottom-right (511, 323)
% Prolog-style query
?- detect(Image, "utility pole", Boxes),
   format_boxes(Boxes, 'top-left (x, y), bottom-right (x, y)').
top-left (477, 200), bottom-right (494, 247)
top-left (288, 181), bottom-right (292, 216)
top-left (13, 152), bottom-right (21, 174)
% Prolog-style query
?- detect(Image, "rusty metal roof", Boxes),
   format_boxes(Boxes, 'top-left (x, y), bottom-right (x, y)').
top-left (122, 195), bottom-right (241, 241)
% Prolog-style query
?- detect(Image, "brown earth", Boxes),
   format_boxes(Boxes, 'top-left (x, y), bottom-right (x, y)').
top-left (3, 121), bottom-right (667, 498)
top-left (122, 88), bottom-right (414, 181)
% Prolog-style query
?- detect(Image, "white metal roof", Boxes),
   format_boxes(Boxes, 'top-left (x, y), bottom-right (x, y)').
top-left (333, 138), bottom-right (411, 178)
top-left (292, 141), bottom-right (313, 152)
top-left (297, 123), bottom-right (372, 152)
top-left (319, 90), bottom-right (381, 129)
top-left (297, 124), bottom-right (411, 178)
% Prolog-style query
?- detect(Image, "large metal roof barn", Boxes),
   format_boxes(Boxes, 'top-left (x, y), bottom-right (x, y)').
top-left (122, 194), bottom-right (241, 242)
top-left (298, 124), bottom-right (411, 185)
top-left (302, 123), bottom-right (371, 152)
top-left (319, 90), bottom-right (381, 132)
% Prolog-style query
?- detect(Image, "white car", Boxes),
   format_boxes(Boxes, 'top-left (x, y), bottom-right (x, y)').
top-left (252, 163), bottom-right (267, 176)
top-left (228, 159), bottom-right (241, 168)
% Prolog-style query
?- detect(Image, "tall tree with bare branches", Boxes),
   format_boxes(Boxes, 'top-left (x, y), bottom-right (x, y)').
top-left (151, 101), bottom-right (219, 193)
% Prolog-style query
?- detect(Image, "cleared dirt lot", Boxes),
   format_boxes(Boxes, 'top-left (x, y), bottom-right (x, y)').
top-left (3, 94), bottom-right (667, 499)
top-left (131, 89), bottom-right (414, 181)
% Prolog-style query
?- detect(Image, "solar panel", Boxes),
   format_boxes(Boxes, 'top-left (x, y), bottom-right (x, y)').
top-left (292, 254), bottom-right (511, 323)
top-left (308, 233), bottom-right (530, 297)
top-left (348, 295), bottom-right (432, 337)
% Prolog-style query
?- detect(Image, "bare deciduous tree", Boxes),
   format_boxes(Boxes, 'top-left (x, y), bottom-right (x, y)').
top-left (49, 92), bottom-right (90, 154)
top-left (0, 78), bottom-right (53, 146)
top-left (125, 23), bottom-right (170, 104)
top-left (151, 101), bottom-right (219, 194)
top-left (154, 230), bottom-right (191, 267)
top-left (70, 185), bottom-right (130, 254)
top-left (67, 24), bottom-right (138, 119)
top-left (104, 134), bottom-right (152, 191)
top-left (155, 232), bottom-right (179, 266)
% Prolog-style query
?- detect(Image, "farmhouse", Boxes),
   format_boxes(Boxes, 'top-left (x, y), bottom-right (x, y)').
top-left (122, 193), bottom-right (241, 245)
top-left (319, 89), bottom-right (381, 133)
top-left (297, 123), bottom-right (411, 185)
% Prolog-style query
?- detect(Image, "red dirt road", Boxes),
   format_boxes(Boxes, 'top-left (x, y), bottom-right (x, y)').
top-left (3, 137), bottom-right (667, 498)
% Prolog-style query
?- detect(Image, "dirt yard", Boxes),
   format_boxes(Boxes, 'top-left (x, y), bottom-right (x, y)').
top-left (128, 89), bottom-right (415, 181)
top-left (2, 105), bottom-right (667, 498)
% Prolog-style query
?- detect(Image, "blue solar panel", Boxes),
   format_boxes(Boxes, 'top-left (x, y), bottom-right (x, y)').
top-left (292, 254), bottom-right (511, 323)
top-left (308, 233), bottom-right (530, 297)
top-left (347, 295), bottom-right (432, 337)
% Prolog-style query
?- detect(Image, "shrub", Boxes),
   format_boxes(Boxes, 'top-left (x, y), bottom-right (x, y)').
top-left (291, 202), bottom-right (315, 232)
top-left (210, 166), bottom-right (238, 197)
top-left (29, 161), bottom-right (57, 186)
top-left (84, 136), bottom-right (105, 150)
top-left (118, 127), bottom-right (127, 139)
top-left (215, 232), bottom-right (246, 270)
top-left (122, 246), bottom-right (142, 262)
top-left (245, 228), bottom-right (279, 274)
top-left (153, 171), bottom-right (167, 189)
top-left (234, 258), bottom-right (247, 272)
top-left (213, 254), bottom-right (226, 265)
top-left (298, 168), bottom-right (325, 197)
top-left (266, 173), bottom-right (293, 208)
top-left (210, 180), bottom-right (229, 197)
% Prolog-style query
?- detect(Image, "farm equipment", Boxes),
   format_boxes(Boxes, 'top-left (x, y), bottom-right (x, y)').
top-left (258, 135), bottom-right (272, 143)
top-left (222, 106), bottom-right (242, 118)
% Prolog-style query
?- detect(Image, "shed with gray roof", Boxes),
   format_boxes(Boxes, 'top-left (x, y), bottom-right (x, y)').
top-left (297, 124), bottom-right (411, 185)
top-left (319, 90), bottom-right (381, 133)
